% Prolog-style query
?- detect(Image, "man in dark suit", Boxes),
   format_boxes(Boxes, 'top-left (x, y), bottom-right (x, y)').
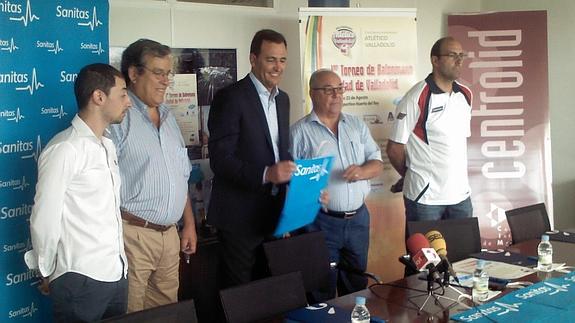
top-left (208, 29), bottom-right (296, 287)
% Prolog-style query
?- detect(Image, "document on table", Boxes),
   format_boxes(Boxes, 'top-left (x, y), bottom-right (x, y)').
top-left (453, 257), bottom-right (536, 280)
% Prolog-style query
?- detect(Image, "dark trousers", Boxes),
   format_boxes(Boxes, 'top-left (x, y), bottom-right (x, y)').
top-left (50, 272), bottom-right (128, 323)
top-left (308, 204), bottom-right (370, 301)
top-left (217, 230), bottom-right (270, 289)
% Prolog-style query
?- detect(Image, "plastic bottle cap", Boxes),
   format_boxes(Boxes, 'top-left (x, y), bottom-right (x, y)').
top-left (355, 296), bottom-right (366, 305)
top-left (541, 234), bottom-right (549, 242)
top-left (476, 259), bottom-right (486, 269)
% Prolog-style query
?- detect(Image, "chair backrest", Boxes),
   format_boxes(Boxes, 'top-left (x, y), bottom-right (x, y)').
top-left (505, 203), bottom-right (551, 244)
top-left (219, 271), bottom-right (308, 323)
top-left (99, 299), bottom-right (197, 323)
top-left (263, 231), bottom-right (331, 294)
top-left (406, 217), bottom-right (481, 262)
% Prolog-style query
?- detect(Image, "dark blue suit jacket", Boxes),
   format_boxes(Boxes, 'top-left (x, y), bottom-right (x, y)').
top-left (207, 74), bottom-right (291, 235)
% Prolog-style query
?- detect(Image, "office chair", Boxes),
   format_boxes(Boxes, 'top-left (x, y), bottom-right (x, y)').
top-left (406, 217), bottom-right (482, 263)
top-left (263, 231), bottom-right (381, 303)
top-left (219, 271), bottom-right (308, 323)
top-left (99, 299), bottom-right (197, 323)
top-left (505, 203), bottom-right (551, 244)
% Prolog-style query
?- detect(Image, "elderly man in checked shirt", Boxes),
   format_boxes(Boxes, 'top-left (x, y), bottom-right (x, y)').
top-left (290, 69), bottom-right (383, 301)
top-left (109, 39), bottom-right (197, 312)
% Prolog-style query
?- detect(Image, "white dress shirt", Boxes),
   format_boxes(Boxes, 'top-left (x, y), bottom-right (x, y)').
top-left (30, 115), bottom-right (127, 282)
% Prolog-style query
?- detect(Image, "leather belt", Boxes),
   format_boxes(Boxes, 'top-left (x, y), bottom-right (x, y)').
top-left (321, 204), bottom-right (364, 219)
top-left (121, 210), bottom-right (172, 232)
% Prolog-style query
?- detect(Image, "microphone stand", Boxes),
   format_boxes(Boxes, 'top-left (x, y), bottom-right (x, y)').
top-left (408, 265), bottom-right (469, 314)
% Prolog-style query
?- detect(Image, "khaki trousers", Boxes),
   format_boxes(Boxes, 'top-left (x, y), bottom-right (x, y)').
top-left (123, 221), bottom-right (180, 313)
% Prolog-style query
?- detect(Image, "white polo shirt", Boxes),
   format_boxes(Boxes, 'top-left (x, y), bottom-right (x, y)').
top-left (390, 74), bottom-right (472, 205)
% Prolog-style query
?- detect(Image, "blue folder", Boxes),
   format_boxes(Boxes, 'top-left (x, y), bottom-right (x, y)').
top-left (274, 157), bottom-right (333, 237)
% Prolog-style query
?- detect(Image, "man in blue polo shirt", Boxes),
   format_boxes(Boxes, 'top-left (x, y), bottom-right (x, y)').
top-left (387, 36), bottom-right (473, 222)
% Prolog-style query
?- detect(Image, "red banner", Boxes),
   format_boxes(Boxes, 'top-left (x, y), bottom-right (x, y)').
top-left (448, 11), bottom-right (551, 248)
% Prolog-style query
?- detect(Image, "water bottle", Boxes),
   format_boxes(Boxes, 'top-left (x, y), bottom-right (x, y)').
top-left (350, 296), bottom-right (370, 323)
top-left (472, 259), bottom-right (489, 302)
top-left (537, 234), bottom-right (553, 272)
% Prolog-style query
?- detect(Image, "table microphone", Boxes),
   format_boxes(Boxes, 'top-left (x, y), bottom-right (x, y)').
top-left (425, 230), bottom-right (459, 284)
top-left (398, 254), bottom-right (419, 273)
top-left (406, 233), bottom-right (442, 272)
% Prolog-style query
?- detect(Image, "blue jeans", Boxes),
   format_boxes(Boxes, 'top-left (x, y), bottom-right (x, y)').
top-left (404, 196), bottom-right (473, 222)
top-left (307, 204), bottom-right (370, 301)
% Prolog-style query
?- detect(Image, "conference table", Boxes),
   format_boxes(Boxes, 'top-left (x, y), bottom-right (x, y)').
top-left (325, 240), bottom-right (575, 323)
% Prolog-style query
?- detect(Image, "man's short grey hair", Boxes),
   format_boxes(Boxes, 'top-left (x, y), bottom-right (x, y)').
top-left (309, 68), bottom-right (340, 88)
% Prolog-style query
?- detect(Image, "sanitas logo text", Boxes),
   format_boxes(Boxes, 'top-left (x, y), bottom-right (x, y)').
top-left (8, 302), bottom-right (38, 319)
top-left (0, 136), bottom-right (41, 159)
top-left (3, 238), bottom-right (30, 254)
top-left (458, 302), bottom-right (522, 322)
top-left (0, 109), bottom-right (16, 117)
top-left (0, 139), bottom-right (33, 154)
top-left (60, 70), bottom-right (78, 82)
top-left (0, 70), bottom-right (28, 84)
top-left (294, 159), bottom-right (329, 182)
top-left (80, 42), bottom-right (99, 50)
top-left (81, 41), bottom-right (105, 55)
top-left (295, 164), bottom-right (324, 176)
top-left (0, 0), bottom-right (22, 13)
top-left (37, 39), bottom-right (63, 54)
top-left (56, 5), bottom-right (102, 30)
top-left (5, 268), bottom-right (36, 286)
top-left (8, 0), bottom-right (39, 27)
top-left (0, 107), bottom-right (25, 122)
top-left (56, 5), bottom-right (89, 19)
top-left (41, 105), bottom-right (68, 119)
top-left (1, 203), bottom-right (33, 220)
top-left (0, 175), bottom-right (29, 191)
top-left (0, 37), bottom-right (19, 53)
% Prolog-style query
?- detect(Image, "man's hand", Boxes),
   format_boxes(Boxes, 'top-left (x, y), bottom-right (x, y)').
top-left (342, 164), bottom-right (364, 182)
top-left (180, 224), bottom-right (197, 255)
top-left (265, 160), bottom-right (296, 184)
top-left (37, 277), bottom-right (50, 296)
top-left (319, 190), bottom-right (329, 211)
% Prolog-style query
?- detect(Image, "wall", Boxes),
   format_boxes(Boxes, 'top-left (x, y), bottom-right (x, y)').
top-left (110, 0), bottom-right (308, 123)
top-left (109, 0), bottom-right (482, 127)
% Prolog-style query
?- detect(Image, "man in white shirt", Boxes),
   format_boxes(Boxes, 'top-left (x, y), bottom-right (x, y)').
top-left (28, 63), bottom-right (132, 322)
top-left (387, 37), bottom-right (473, 221)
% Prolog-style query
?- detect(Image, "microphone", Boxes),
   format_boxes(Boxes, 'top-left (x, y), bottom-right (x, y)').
top-left (398, 254), bottom-right (418, 274)
top-left (425, 230), bottom-right (459, 284)
top-left (406, 233), bottom-right (441, 271)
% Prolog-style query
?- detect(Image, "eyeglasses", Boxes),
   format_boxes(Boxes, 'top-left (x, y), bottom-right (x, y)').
top-left (312, 86), bottom-right (345, 95)
top-left (438, 52), bottom-right (467, 60)
top-left (139, 65), bottom-right (174, 80)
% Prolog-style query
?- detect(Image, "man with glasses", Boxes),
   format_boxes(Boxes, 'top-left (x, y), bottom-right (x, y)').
top-left (291, 69), bottom-right (383, 300)
top-left (387, 36), bottom-right (473, 222)
top-left (109, 39), bottom-right (197, 312)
